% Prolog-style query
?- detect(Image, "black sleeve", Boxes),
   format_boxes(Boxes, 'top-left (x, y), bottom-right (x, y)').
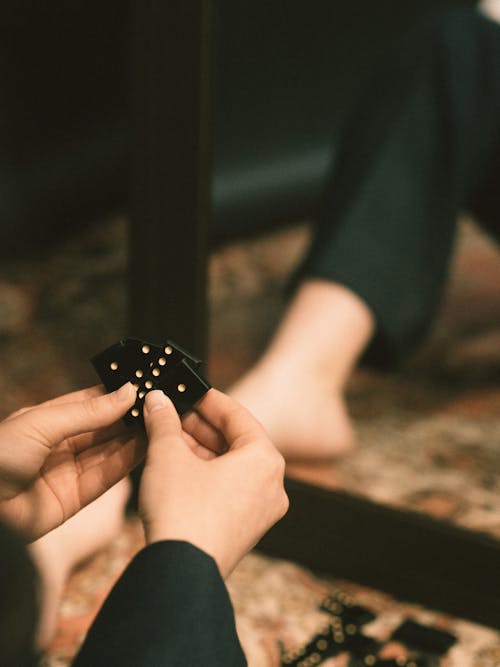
top-left (72, 540), bottom-right (247, 667)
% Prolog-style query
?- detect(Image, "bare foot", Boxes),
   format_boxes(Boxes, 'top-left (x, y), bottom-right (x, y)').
top-left (29, 477), bottom-right (131, 650)
top-left (228, 280), bottom-right (375, 461)
top-left (230, 363), bottom-right (354, 461)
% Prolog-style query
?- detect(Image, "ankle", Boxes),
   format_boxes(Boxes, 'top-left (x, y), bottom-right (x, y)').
top-left (250, 353), bottom-right (343, 395)
top-left (261, 280), bottom-right (375, 385)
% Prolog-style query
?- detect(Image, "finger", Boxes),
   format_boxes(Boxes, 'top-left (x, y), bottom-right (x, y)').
top-left (193, 388), bottom-right (268, 451)
top-left (76, 437), bottom-right (146, 508)
top-left (76, 434), bottom-right (146, 474)
top-left (181, 410), bottom-right (227, 454)
top-left (37, 385), bottom-right (105, 408)
top-left (181, 430), bottom-right (218, 460)
top-left (5, 385), bottom-right (106, 422)
top-left (11, 383), bottom-right (137, 449)
top-left (143, 390), bottom-right (183, 441)
top-left (142, 391), bottom-right (195, 464)
top-left (67, 419), bottom-right (130, 455)
top-left (4, 405), bottom-right (33, 422)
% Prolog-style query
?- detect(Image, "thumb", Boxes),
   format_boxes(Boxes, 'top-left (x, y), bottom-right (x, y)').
top-left (143, 390), bottom-right (186, 454)
top-left (143, 391), bottom-right (195, 467)
top-left (12, 382), bottom-right (137, 447)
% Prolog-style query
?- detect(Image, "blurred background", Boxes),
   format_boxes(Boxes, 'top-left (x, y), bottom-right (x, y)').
top-left (0, 1), bottom-right (498, 665)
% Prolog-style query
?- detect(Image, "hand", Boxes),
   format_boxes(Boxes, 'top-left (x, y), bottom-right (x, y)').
top-left (0, 383), bottom-right (144, 541)
top-left (139, 389), bottom-right (289, 578)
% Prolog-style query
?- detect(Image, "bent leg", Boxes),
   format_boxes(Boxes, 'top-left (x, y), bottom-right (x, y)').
top-left (231, 7), bottom-right (500, 459)
top-left (29, 478), bottom-right (131, 650)
top-left (299, 6), bottom-right (500, 363)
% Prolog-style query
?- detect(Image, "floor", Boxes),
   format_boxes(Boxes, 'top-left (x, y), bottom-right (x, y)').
top-left (1, 215), bottom-right (499, 665)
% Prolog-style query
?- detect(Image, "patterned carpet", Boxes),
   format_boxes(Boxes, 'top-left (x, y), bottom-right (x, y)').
top-left (42, 518), bottom-right (500, 667)
top-left (0, 216), bottom-right (499, 665)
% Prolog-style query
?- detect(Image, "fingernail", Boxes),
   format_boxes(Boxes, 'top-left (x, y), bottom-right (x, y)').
top-left (144, 390), bottom-right (169, 413)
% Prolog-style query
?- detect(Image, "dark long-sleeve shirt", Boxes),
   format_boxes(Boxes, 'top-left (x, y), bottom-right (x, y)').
top-left (73, 540), bottom-right (247, 667)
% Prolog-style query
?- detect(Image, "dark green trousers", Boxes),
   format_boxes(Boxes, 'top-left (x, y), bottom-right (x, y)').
top-left (296, 5), bottom-right (500, 363)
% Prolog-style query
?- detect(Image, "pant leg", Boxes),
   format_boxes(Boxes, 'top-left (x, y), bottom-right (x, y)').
top-left (295, 6), bottom-right (500, 365)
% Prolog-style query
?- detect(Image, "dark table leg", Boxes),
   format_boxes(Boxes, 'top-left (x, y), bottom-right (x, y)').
top-left (129, 0), bottom-right (214, 357)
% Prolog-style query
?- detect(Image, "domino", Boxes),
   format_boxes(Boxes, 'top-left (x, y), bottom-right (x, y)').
top-left (91, 337), bottom-right (211, 425)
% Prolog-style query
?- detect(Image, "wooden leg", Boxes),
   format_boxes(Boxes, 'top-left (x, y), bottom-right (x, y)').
top-left (129, 0), bottom-right (213, 357)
